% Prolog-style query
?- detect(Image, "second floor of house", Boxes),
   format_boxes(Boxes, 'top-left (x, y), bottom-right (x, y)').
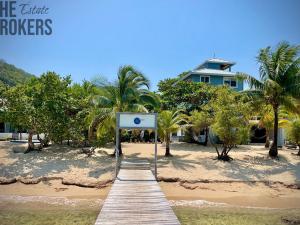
top-left (178, 58), bottom-right (244, 91)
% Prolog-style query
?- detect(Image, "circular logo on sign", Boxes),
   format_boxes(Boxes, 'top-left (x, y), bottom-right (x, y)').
top-left (134, 117), bottom-right (141, 125)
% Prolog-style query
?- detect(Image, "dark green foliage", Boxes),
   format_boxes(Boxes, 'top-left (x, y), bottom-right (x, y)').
top-left (0, 60), bottom-right (35, 86)
top-left (158, 80), bottom-right (215, 111)
top-left (3, 72), bottom-right (94, 151)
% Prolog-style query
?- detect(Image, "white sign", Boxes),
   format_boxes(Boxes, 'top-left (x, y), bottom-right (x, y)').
top-left (118, 113), bottom-right (157, 129)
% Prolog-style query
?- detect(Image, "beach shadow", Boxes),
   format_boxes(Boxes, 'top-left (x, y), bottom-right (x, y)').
top-left (198, 151), bottom-right (300, 182)
top-left (152, 154), bottom-right (198, 171)
top-left (170, 142), bottom-right (256, 153)
top-left (0, 142), bottom-right (114, 179)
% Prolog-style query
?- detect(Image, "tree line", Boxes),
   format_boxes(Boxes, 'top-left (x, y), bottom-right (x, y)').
top-left (0, 42), bottom-right (299, 160)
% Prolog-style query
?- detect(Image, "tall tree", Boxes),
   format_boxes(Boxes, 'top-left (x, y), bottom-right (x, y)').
top-left (3, 72), bottom-right (74, 151)
top-left (67, 81), bottom-right (99, 146)
top-left (238, 42), bottom-right (300, 157)
top-left (32, 72), bottom-right (71, 144)
top-left (4, 83), bottom-right (40, 151)
top-left (210, 88), bottom-right (251, 161)
top-left (89, 65), bottom-right (159, 155)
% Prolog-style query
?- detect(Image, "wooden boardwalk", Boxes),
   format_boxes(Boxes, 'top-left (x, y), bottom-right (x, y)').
top-left (95, 161), bottom-right (180, 225)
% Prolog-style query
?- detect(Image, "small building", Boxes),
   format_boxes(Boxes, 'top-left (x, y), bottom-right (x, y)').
top-left (0, 122), bottom-right (14, 140)
top-left (177, 58), bottom-right (243, 91)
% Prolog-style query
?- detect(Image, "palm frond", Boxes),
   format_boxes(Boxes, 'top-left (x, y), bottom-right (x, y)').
top-left (236, 72), bottom-right (264, 90)
top-left (257, 46), bottom-right (274, 81)
top-left (279, 96), bottom-right (300, 115)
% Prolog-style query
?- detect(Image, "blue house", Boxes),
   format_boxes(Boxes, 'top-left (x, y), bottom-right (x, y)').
top-left (177, 58), bottom-right (243, 91)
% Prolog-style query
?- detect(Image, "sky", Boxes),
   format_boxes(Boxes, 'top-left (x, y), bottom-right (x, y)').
top-left (1, 0), bottom-right (300, 90)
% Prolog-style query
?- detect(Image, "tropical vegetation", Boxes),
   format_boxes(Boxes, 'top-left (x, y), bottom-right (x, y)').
top-left (209, 88), bottom-right (251, 160)
top-left (88, 65), bottom-right (159, 155)
top-left (286, 119), bottom-right (300, 155)
top-left (238, 42), bottom-right (300, 157)
top-left (1, 41), bottom-right (299, 160)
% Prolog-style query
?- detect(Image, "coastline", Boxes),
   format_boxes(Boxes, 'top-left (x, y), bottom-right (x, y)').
top-left (1, 178), bottom-right (300, 209)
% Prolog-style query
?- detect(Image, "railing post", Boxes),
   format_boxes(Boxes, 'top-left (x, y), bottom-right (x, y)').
top-left (115, 113), bottom-right (120, 179)
top-left (154, 129), bottom-right (158, 180)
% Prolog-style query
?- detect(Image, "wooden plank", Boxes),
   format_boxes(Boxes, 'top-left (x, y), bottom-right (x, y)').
top-left (95, 161), bottom-right (180, 225)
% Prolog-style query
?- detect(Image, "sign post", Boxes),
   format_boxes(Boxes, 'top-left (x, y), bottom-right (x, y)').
top-left (115, 112), bottom-right (158, 179)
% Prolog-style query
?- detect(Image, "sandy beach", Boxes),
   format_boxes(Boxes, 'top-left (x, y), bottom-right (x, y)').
top-left (1, 141), bottom-right (300, 209)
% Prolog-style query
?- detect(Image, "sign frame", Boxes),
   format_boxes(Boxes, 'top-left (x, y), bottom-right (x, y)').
top-left (115, 112), bottom-right (158, 180)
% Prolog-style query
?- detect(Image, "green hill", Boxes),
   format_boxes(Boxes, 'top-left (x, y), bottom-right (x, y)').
top-left (0, 60), bottom-right (35, 86)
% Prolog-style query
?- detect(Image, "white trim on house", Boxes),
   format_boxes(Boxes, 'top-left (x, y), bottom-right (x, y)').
top-left (194, 69), bottom-right (236, 76)
top-left (173, 69), bottom-right (237, 86)
top-left (223, 77), bottom-right (237, 88)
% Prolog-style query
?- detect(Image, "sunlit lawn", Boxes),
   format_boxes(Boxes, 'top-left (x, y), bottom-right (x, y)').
top-left (1, 206), bottom-right (300, 225)
top-left (0, 208), bottom-right (99, 225)
top-left (173, 206), bottom-right (300, 225)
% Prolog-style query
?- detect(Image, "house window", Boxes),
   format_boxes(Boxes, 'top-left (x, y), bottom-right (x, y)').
top-left (200, 76), bottom-right (210, 83)
top-left (224, 77), bottom-right (237, 87)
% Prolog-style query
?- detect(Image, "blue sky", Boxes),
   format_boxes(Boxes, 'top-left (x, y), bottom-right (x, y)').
top-left (1, 0), bottom-right (300, 90)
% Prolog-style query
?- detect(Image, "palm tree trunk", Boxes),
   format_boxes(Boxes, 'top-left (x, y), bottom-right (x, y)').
top-left (269, 106), bottom-right (278, 157)
top-left (265, 131), bottom-right (270, 148)
top-left (88, 121), bottom-right (98, 142)
top-left (204, 127), bottom-right (209, 146)
top-left (165, 135), bottom-right (171, 157)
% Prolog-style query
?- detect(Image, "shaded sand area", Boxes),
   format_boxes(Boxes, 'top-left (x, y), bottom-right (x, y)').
top-left (0, 141), bottom-right (114, 186)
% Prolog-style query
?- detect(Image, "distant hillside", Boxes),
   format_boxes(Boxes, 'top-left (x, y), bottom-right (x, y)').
top-left (0, 60), bottom-right (35, 86)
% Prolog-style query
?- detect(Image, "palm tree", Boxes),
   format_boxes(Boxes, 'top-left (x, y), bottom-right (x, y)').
top-left (286, 119), bottom-right (300, 155)
top-left (158, 110), bottom-right (187, 156)
top-left (89, 65), bottom-right (159, 155)
top-left (238, 42), bottom-right (300, 157)
top-left (258, 106), bottom-right (274, 148)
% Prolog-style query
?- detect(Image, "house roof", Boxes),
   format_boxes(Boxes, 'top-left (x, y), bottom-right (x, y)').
top-left (206, 58), bottom-right (235, 65)
top-left (195, 58), bottom-right (235, 70)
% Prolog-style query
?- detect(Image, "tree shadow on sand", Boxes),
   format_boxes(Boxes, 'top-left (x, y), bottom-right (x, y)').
top-left (151, 154), bottom-right (198, 171)
top-left (198, 153), bottom-right (300, 183)
top-left (170, 142), bottom-right (254, 153)
top-left (0, 143), bottom-right (114, 179)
